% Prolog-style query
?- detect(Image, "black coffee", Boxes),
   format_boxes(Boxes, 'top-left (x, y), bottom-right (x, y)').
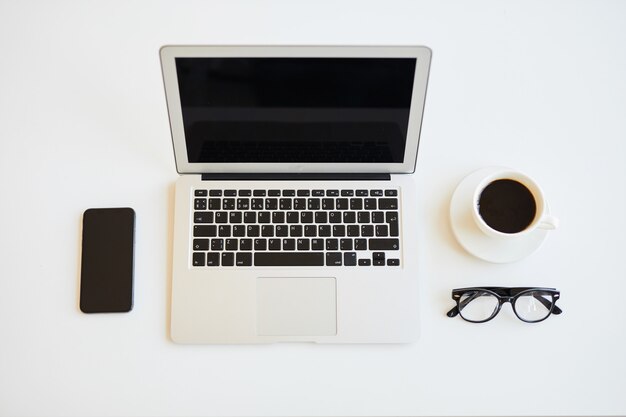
top-left (478, 179), bottom-right (536, 234)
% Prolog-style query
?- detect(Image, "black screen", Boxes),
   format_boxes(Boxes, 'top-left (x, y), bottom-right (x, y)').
top-left (175, 58), bottom-right (416, 163)
top-left (80, 208), bottom-right (135, 313)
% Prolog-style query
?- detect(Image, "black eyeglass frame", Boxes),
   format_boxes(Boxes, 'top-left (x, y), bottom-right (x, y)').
top-left (446, 287), bottom-right (562, 323)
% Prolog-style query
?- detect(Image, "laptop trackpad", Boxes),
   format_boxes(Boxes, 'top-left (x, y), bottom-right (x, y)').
top-left (256, 277), bottom-right (337, 336)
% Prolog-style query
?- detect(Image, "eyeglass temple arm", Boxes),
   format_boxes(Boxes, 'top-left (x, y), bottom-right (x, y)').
top-left (446, 306), bottom-right (459, 317)
top-left (534, 294), bottom-right (562, 315)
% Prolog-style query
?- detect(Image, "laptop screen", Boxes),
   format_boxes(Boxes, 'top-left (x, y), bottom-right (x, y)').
top-left (175, 58), bottom-right (417, 164)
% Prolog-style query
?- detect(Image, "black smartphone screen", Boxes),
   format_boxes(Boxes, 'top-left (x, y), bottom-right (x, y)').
top-left (80, 208), bottom-right (135, 313)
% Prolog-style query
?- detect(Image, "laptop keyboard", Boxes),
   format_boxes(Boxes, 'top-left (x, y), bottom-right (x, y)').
top-left (191, 188), bottom-right (401, 267)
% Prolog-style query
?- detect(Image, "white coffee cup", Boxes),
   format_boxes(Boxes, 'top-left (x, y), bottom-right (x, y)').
top-left (472, 168), bottom-right (559, 239)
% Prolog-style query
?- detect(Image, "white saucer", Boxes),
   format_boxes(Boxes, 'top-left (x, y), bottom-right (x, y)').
top-left (449, 167), bottom-right (550, 263)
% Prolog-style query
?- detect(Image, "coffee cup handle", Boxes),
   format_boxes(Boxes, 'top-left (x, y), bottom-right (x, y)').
top-left (538, 215), bottom-right (559, 230)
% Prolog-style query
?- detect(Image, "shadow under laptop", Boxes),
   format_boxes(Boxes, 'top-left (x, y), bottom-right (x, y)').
top-left (165, 181), bottom-right (176, 342)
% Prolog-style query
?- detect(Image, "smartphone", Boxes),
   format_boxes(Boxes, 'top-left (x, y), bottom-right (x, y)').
top-left (80, 207), bottom-right (135, 313)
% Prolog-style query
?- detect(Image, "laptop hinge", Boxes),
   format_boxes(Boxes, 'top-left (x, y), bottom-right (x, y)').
top-left (200, 173), bottom-right (391, 181)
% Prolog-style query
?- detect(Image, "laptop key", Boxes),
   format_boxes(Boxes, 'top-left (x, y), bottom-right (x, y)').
top-left (369, 238), bottom-right (400, 250)
top-left (254, 239), bottom-right (267, 251)
top-left (329, 212), bottom-right (341, 223)
top-left (332, 225), bottom-right (345, 237)
top-left (344, 252), bottom-right (357, 266)
top-left (265, 198), bottom-right (278, 210)
top-left (253, 190), bottom-right (266, 197)
top-left (370, 190), bottom-right (383, 196)
top-left (207, 252), bottom-right (220, 266)
top-left (232, 225), bottom-right (246, 237)
top-left (240, 239), bottom-right (252, 251)
top-left (372, 212), bottom-right (385, 223)
top-left (293, 198), bottom-right (306, 210)
top-left (243, 211), bottom-right (256, 224)
top-left (385, 190), bottom-right (398, 196)
top-left (373, 252), bottom-right (385, 266)
top-left (378, 198), bottom-right (398, 210)
top-left (208, 198), bottom-right (221, 210)
top-left (286, 212), bottom-right (299, 223)
top-left (336, 198), bottom-right (349, 210)
top-left (387, 258), bottom-right (400, 266)
top-left (350, 198), bottom-right (363, 210)
top-left (279, 198), bottom-right (292, 210)
top-left (225, 239), bottom-right (238, 251)
top-left (268, 190), bottom-right (281, 196)
top-left (229, 212), bottom-right (242, 223)
top-left (364, 198), bottom-right (377, 210)
top-left (282, 190), bottom-right (295, 197)
top-left (194, 225), bottom-right (217, 237)
top-left (194, 211), bottom-right (213, 223)
top-left (209, 190), bottom-right (222, 197)
top-left (355, 238), bottom-right (367, 250)
top-left (340, 238), bottom-right (353, 250)
top-left (192, 252), bottom-right (205, 266)
top-left (386, 212), bottom-right (399, 236)
top-left (218, 225), bottom-right (231, 237)
top-left (238, 190), bottom-right (251, 196)
top-left (193, 239), bottom-right (209, 250)
top-left (282, 238), bottom-right (296, 251)
top-left (224, 190), bottom-right (237, 196)
top-left (297, 238), bottom-right (310, 250)
top-left (326, 252), bottom-right (342, 266)
top-left (311, 238), bottom-right (324, 250)
top-left (268, 239), bottom-right (281, 251)
top-left (275, 225), bottom-right (288, 237)
top-left (308, 198), bottom-right (321, 210)
top-left (236, 252), bottom-right (252, 266)
top-left (358, 259), bottom-right (371, 266)
top-left (194, 198), bottom-right (207, 210)
top-left (237, 198), bottom-right (250, 210)
top-left (251, 198), bottom-right (264, 209)
top-left (347, 225), bottom-right (359, 237)
top-left (211, 239), bottom-right (224, 251)
top-left (254, 252), bottom-right (324, 266)
top-left (356, 189), bottom-right (368, 196)
top-left (195, 189), bottom-right (208, 197)
top-left (223, 198), bottom-right (236, 210)
top-left (258, 212), bottom-right (271, 223)
top-left (221, 252), bottom-right (234, 266)
top-left (225, 239), bottom-right (239, 251)
top-left (361, 225), bottom-right (374, 237)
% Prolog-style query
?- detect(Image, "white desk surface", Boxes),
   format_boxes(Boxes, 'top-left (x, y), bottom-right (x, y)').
top-left (1, 1), bottom-right (625, 416)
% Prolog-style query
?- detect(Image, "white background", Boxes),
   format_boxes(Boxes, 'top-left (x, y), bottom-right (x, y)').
top-left (1, 1), bottom-right (625, 416)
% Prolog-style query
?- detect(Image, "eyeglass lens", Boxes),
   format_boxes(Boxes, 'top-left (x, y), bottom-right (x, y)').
top-left (459, 291), bottom-right (498, 322)
top-left (513, 290), bottom-right (553, 322)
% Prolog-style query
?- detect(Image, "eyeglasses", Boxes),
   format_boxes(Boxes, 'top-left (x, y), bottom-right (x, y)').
top-left (446, 287), bottom-right (562, 323)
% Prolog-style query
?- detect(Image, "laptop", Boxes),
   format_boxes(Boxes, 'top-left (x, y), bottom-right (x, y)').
top-left (160, 45), bottom-right (431, 343)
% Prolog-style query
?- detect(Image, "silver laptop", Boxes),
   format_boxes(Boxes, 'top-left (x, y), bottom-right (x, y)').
top-left (160, 45), bottom-right (431, 343)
